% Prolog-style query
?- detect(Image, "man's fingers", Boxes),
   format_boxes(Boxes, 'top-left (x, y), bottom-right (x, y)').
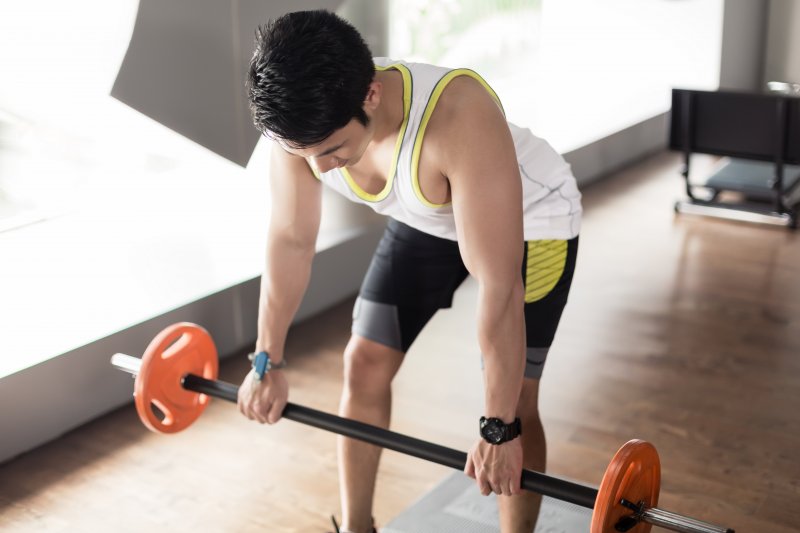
top-left (464, 457), bottom-right (476, 479)
top-left (247, 401), bottom-right (267, 424)
top-left (486, 475), bottom-right (518, 496)
top-left (476, 469), bottom-right (491, 496)
top-left (472, 472), bottom-right (523, 496)
top-left (490, 478), bottom-right (506, 496)
top-left (267, 397), bottom-right (286, 424)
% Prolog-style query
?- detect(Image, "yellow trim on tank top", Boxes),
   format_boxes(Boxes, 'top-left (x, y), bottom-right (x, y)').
top-left (525, 240), bottom-right (567, 303)
top-left (411, 69), bottom-right (505, 209)
top-left (340, 63), bottom-right (412, 203)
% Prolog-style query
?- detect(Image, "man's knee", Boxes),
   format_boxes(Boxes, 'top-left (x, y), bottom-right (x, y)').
top-left (343, 336), bottom-right (403, 398)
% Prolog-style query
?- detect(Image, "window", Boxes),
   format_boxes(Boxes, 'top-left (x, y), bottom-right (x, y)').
top-left (389, 0), bottom-right (724, 152)
top-left (0, 1), bottom-right (270, 374)
top-left (0, 0), bottom-right (243, 232)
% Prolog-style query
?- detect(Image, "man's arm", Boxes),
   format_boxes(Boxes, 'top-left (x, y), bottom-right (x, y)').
top-left (257, 143), bottom-right (322, 363)
top-left (238, 142), bottom-right (322, 424)
top-left (430, 77), bottom-right (527, 496)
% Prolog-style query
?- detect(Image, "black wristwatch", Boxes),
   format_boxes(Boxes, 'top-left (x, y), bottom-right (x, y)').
top-left (479, 416), bottom-right (522, 445)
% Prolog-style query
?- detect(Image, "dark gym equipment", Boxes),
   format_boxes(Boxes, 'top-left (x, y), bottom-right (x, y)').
top-left (669, 88), bottom-right (800, 228)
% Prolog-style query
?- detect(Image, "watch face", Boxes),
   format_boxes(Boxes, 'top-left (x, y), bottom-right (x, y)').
top-left (480, 418), bottom-right (505, 444)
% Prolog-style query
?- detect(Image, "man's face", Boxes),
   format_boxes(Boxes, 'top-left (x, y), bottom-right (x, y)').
top-left (280, 118), bottom-right (373, 174)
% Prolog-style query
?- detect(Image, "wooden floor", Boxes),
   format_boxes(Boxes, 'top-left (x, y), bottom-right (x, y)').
top-left (1, 152), bottom-right (799, 532)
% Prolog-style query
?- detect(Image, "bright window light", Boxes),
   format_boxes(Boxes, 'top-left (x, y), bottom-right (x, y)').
top-left (389, 0), bottom-right (723, 152)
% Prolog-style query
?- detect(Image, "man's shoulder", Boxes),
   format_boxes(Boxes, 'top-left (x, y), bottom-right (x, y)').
top-left (438, 74), bottom-right (495, 106)
top-left (427, 75), bottom-right (507, 139)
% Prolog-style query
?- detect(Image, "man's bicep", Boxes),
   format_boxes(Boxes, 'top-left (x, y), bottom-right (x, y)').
top-left (268, 142), bottom-right (322, 248)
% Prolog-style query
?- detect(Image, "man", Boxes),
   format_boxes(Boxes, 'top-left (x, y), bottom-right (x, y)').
top-left (237, 10), bottom-right (581, 533)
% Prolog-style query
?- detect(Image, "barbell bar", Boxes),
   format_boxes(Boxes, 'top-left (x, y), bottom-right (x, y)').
top-left (111, 322), bottom-right (735, 533)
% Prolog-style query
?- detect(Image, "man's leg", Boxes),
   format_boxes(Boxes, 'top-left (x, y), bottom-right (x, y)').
top-left (337, 218), bottom-right (469, 531)
top-left (497, 377), bottom-right (545, 533)
top-left (337, 334), bottom-right (405, 533)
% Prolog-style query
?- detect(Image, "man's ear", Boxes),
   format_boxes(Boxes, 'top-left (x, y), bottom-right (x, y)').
top-left (363, 80), bottom-right (382, 112)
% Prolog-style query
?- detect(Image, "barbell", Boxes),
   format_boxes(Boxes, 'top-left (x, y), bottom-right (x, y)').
top-left (111, 322), bottom-right (735, 533)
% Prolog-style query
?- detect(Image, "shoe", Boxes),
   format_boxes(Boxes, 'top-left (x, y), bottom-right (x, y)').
top-left (329, 515), bottom-right (377, 533)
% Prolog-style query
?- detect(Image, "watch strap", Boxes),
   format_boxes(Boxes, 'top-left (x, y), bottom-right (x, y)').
top-left (506, 417), bottom-right (522, 440)
top-left (248, 351), bottom-right (287, 381)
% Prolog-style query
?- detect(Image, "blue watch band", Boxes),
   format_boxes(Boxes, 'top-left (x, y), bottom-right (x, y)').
top-left (253, 351), bottom-right (269, 381)
top-left (249, 351), bottom-right (287, 381)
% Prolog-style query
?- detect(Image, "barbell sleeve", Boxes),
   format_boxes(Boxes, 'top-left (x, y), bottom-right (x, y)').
top-left (640, 506), bottom-right (734, 533)
top-left (111, 353), bottom-right (142, 376)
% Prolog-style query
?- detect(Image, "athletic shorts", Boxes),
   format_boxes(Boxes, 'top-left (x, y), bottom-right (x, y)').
top-left (352, 218), bottom-right (578, 379)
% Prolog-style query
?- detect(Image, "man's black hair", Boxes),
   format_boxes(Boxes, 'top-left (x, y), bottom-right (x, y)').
top-left (247, 10), bottom-right (375, 148)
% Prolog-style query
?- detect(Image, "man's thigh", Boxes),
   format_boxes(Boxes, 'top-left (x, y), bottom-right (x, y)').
top-left (353, 219), bottom-right (469, 353)
top-left (521, 237), bottom-right (579, 379)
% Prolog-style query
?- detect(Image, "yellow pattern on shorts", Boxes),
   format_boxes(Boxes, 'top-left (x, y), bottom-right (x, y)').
top-left (525, 240), bottom-right (567, 303)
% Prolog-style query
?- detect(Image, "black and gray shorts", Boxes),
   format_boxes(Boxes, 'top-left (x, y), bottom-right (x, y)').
top-left (352, 218), bottom-right (578, 379)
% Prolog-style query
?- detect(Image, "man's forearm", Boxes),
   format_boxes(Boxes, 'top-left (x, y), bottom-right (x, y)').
top-left (255, 233), bottom-right (316, 363)
top-left (477, 280), bottom-right (526, 421)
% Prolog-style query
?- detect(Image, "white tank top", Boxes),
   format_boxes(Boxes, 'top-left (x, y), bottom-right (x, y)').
top-left (315, 58), bottom-right (582, 241)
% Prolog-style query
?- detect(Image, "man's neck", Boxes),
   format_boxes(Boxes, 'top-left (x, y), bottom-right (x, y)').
top-left (371, 69), bottom-right (405, 144)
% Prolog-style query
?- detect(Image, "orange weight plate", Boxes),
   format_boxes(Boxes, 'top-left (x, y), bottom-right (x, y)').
top-left (591, 439), bottom-right (661, 533)
top-left (134, 323), bottom-right (218, 434)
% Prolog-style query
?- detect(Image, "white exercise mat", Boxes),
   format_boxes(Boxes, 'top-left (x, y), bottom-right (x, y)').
top-left (383, 472), bottom-right (592, 533)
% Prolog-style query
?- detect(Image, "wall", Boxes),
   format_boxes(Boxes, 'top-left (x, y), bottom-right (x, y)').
top-left (111, 0), bottom-right (346, 167)
top-left (764, 0), bottom-right (800, 85)
top-left (338, 0), bottom-right (389, 56)
top-left (719, 0), bottom-right (770, 91)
